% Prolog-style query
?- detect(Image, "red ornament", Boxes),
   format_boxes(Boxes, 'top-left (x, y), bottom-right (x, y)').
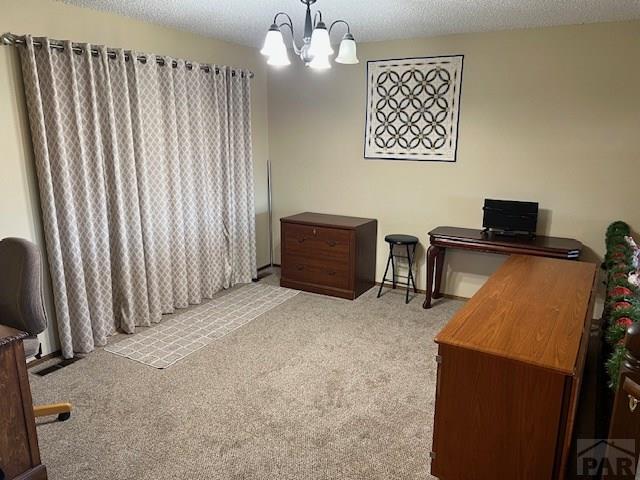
top-left (612, 301), bottom-right (633, 311)
top-left (612, 252), bottom-right (626, 260)
top-left (610, 286), bottom-right (633, 297)
top-left (616, 317), bottom-right (634, 329)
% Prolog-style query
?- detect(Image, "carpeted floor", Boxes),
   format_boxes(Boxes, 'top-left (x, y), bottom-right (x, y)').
top-left (29, 273), bottom-right (463, 480)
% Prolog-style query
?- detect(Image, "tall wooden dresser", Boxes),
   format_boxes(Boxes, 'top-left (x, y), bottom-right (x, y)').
top-left (0, 325), bottom-right (47, 480)
top-left (431, 255), bottom-right (597, 480)
top-left (280, 213), bottom-right (377, 299)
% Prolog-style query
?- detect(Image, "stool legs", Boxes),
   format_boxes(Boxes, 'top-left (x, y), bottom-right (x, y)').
top-left (405, 244), bottom-right (417, 304)
top-left (390, 251), bottom-right (396, 289)
top-left (378, 243), bottom-right (417, 303)
top-left (377, 245), bottom-right (394, 298)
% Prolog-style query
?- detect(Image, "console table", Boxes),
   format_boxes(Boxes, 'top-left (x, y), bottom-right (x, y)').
top-left (423, 226), bottom-right (582, 308)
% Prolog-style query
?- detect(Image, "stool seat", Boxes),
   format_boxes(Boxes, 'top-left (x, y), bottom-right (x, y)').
top-left (385, 234), bottom-right (419, 245)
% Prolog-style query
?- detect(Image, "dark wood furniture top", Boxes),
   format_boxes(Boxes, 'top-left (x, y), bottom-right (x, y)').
top-left (431, 255), bottom-right (597, 480)
top-left (280, 212), bottom-right (376, 229)
top-left (280, 213), bottom-right (377, 300)
top-left (429, 226), bottom-right (583, 258)
top-left (436, 254), bottom-right (595, 374)
top-left (423, 226), bottom-right (583, 308)
top-left (0, 325), bottom-right (47, 480)
top-left (0, 324), bottom-right (28, 347)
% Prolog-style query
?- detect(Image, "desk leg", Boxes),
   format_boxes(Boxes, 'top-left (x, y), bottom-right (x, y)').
top-left (433, 248), bottom-right (445, 299)
top-left (423, 245), bottom-right (439, 309)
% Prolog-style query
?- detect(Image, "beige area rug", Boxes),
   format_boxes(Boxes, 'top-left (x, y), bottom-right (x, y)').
top-left (29, 273), bottom-right (463, 480)
top-left (105, 283), bottom-right (299, 368)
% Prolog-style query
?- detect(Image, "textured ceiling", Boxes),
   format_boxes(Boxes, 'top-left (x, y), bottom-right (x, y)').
top-left (59, 0), bottom-right (640, 47)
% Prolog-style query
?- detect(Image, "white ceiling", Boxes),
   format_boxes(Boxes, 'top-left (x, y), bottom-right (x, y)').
top-left (60, 0), bottom-right (640, 48)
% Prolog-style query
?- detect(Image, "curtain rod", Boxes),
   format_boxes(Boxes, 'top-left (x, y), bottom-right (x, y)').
top-left (1, 32), bottom-right (255, 79)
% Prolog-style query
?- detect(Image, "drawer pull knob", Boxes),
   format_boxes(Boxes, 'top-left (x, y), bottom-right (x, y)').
top-left (298, 238), bottom-right (305, 243)
top-left (297, 265), bottom-right (304, 271)
top-left (327, 240), bottom-right (337, 247)
top-left (328, 271), bottom-right (336, 276)
top-left (629, 394), bottom-right (639, 413)
top-left (313, 229), bottom-right (317, 236)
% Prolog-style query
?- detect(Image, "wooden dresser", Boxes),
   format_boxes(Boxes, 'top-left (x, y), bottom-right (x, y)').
top-left (280, 213), bottom-right (377, 299)
top-left (431, 255), bottom-right (597, 480)
top-left (0, 325), bottom-right (47, 480)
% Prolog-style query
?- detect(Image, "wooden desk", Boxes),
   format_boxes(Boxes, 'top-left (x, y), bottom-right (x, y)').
top-left (0, 325), bottom-right (46, 480)
top-left (423, 226), bottom-right (583, 308)
top-left (431, 255), bottom-right (597, 480)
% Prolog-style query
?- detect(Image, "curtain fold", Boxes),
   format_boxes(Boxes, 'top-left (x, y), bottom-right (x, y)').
top-left (19, 36), bottom-right (256, 358)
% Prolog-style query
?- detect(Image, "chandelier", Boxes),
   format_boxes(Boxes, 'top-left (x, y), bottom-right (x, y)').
top-left (260, 0), bottom-right (359, 69)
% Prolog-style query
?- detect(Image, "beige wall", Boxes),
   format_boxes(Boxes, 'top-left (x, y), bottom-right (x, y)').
top-left (0, 0), bottom-right (271, 354)
top-left (268, 21), bottom-right (640, 301)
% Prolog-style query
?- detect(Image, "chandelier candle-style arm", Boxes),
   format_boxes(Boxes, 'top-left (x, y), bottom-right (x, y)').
top-left (261, 0), bottom-right (358, 69)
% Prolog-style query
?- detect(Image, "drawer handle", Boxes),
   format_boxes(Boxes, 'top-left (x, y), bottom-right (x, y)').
top-left (623, 378), bottom-right (640, 412)
top-left (298, 238), bottom-right (305, 243)
top-left (313, 228), bottom-right (317, 236)
top-left (327, 240), bottom-right (337, 247)
top-left (327, 270), bottom-right (336, 276)
top-left (296, 265), bottom-right (304, 271)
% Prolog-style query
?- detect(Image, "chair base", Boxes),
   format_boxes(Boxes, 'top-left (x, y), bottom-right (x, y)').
top-left (34, 402), bottom-right (72, 422)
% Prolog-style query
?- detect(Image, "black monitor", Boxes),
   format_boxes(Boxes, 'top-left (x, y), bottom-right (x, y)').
top-left (482, 199), bottom-right (538, 237)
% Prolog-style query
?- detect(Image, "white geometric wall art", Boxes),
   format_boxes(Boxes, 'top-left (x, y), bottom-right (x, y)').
top-left (364, 55), bottom-right (464, 162)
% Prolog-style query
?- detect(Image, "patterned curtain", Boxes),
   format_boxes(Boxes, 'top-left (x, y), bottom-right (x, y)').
top-left (18, 36), bottom-right (256, 358)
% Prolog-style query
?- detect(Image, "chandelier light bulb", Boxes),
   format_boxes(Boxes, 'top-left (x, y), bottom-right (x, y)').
top-left (335, 33), bottom-right (359, 64)
top-left (309, 53), bottom-right (331, 70)
top-left (261, 24), bottom-right (286, 57)
top-left (308, 22), bottom-right (334, 57)
top-left (267, 48), bottom-right (291, 67)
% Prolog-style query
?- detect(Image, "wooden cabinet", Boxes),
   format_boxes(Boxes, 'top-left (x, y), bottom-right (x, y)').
top-left (280, 213), bottom-right (377, 300)
top-left (431, 255), bottom-right (597, 480)
top-left (0, 326), bottom-right (47, 480)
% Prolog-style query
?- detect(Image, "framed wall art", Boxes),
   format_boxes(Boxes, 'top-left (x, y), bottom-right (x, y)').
top-left (364, 55), bottom-right (464, 162)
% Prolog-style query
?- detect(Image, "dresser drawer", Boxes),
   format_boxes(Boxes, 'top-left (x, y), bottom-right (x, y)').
top-left (283, 255), bottom-right (350, 290)
top-left (283, 223), bottom-right (351, 261)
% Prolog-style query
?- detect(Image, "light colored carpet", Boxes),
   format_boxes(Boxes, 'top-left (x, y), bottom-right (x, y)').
top-left (29, 273), bottom-right (463, 480)
top-left (105, 284), bottom-right (299, 368)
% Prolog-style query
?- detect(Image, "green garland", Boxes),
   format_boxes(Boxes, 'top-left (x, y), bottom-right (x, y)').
top-left (606, 345), bottom-right (628, 388)
top-left (604, 241), bottom-right (633, 269)
top-left (605, 305), bottom-right (639, 345)
top-left (606, 221), bottom-right (631, 239)
top-left (602, 221), bottom-right (639, 388)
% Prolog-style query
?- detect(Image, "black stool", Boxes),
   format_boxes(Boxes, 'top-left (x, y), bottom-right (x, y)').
top-left (377, 234), bottom-right (418, 304)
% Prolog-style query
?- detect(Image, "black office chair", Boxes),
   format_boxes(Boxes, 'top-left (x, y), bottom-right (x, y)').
top-left (0, 237), bottom-right (72, 421)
